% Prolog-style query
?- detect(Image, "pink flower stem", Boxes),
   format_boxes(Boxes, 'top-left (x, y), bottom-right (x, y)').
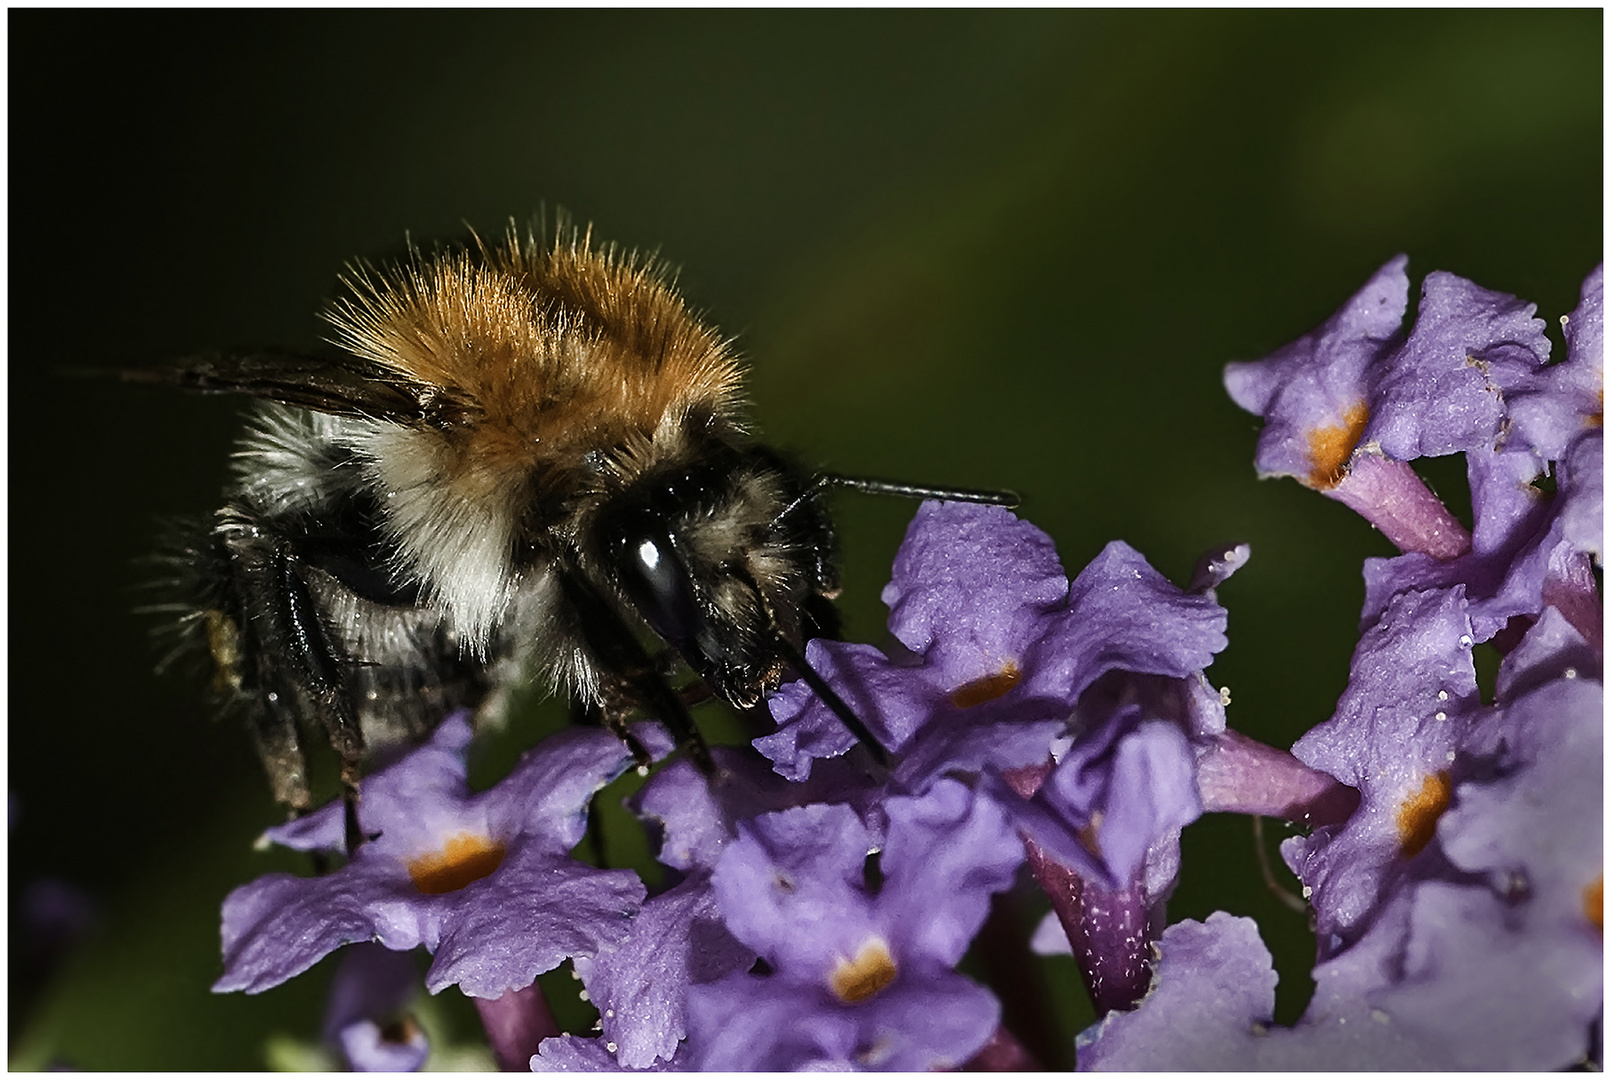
top-left (472, 981), bottom-right (561, 1072)
top-left (1327, 454), bottom-right (1472, 559)
top-left (1194, 728), bottom-right (1360, 828)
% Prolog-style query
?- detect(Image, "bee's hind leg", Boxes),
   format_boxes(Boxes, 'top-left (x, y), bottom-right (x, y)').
top-left (215, 501), bottom-right (371, 849)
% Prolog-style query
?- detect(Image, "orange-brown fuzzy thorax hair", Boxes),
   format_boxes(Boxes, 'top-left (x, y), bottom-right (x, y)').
top-left (325, 224), bottom-right (749, 485)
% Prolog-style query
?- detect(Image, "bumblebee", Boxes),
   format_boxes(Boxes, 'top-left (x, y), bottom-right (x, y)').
top-left (136, 222), bottom-right (1012, 823)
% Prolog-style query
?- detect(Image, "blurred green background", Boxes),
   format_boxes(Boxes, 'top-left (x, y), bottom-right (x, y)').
top-left (9, 9), bottom-right (1601, 1069)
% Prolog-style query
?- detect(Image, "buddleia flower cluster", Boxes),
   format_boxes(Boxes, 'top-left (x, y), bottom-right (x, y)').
top-left (214, 260), bottom-right (1601, 1071)
top-left (1078, 259), bottom-right (1603, 1070)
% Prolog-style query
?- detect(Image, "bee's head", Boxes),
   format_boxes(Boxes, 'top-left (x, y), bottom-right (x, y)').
top-left (585, 439), bottom-right (835, 709)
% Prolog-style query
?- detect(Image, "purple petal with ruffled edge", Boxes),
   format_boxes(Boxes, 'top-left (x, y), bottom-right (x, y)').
top-left (878, 778), bottom-right (1023, 966)
top-left (425, 849), bottom-right (643, 998)
top-left (1074, 913), bottom-right (1273, 1071)
top-left (217, 863), bottom-right (398, 994)
top-left (1224, 256), bottom-right (1409, 484)
top-left (1509, 264), bottom-right (1603, 461)
top-left (1076, 904), bottom-right (1453, 1070)
top-left (712, 802), bottom-right (878, 976)
top-left (572, 875), bottom-right (753, 1069)
top-left (215, 716), bottom-right (654, 998)
top-left (1368, 271), bottom-right (1549, 461)
top-left (1032, 542), bottom-right (1229, 704)
top-left (881, 501), bottom-right (1070, 682)
top-left (1281, 587), bottom-right (1479, 947)
top-left (531, 1035), bottom-right (690, 1072)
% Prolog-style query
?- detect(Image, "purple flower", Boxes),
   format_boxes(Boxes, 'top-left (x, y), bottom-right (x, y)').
top-left (322, 944), bottom-right (429, 1072)
top-left (569, 738), bottom-right (903, 1069)
top-left (681, 780), bottom-right (1022, 1070)
top-left (1117, 258), bottom-right (1609, 1072)
top-left (1226, 258), bottom-right (1557, 559)
top-left (1280, 586), bottom-right (1482, 948)
top-left (761, 503), bottom-right (1229, 793)
top-left (758, 506), bottom-right (1243, 1024)
top-left (214, 713), bottom-right (655, 999)
top-left (996, 669), bottom-right (1239, 1016)
top-left (1007, 672), bottom-right (1232, 891)
top-left (1322, 661), bottom-right (1602, 1069)
top-left (1224, 256), bottom-right (1411, 489)
top-left (1226, 256), bottom-right (1550, 477)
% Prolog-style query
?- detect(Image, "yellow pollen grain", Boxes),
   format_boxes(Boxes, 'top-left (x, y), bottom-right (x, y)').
top-left (830, 938), bottom-right (898, 1003)
top-left (1395, 772), bottom-right (1451, 858)
top-left (1585, 875), bottom-right (1602, 933)
top-left (1306, 400), bottom-right (1370, 489)
top-left (950, 661), bottom-right (1022, 708)
top-left (1077, 812), bottom-right (1105, 859)
top-left (407, 831), bottom-right (507, 895)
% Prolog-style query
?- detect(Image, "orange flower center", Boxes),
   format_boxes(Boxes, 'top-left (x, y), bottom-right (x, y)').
top-left (1584, 875), bottom-right (1603, 933)
top-left (1306, 400), bottom-right (1370, 489)
top-left (406, 831), bottom-right (507, 895)
top-left (1395, 771), bottom-right (1451, 858)
top-left (830, 938), bottom-right (898, 1003)
top-left (950, 661), bottom-right (1022, 708)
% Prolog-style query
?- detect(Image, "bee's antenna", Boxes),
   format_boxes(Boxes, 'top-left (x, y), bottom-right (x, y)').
top-left (772, 473), bottom-right (1019, 529)
top-left (772, 636), bottom-right (890, 771)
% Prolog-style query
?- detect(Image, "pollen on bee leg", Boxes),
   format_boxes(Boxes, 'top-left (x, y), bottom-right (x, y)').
top-left (1394, 771), bottom-right (1451, 858)
top-left (829, 938), bottom-right (898, 1003)
top-left (950, 661), bottom-right (1021, 708)
top-left (406, 831), bottom-right (507, 895)
top-left (1584, 874), bottom-right (1602, 933)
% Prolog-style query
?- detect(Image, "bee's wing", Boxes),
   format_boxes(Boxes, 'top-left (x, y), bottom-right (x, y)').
top-left (116, 350), bottom-right (479, 428)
